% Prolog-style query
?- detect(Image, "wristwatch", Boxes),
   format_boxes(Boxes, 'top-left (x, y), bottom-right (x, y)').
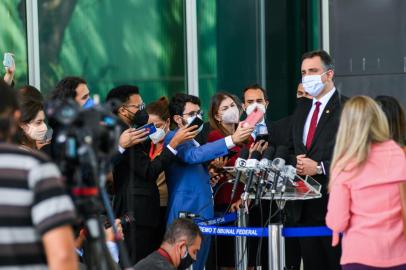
top-left (316, 163), bottom-right (323, 175)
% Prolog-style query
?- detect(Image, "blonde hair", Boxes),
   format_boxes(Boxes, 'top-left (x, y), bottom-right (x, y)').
top-left (329, 96), bottom-right (390, 188)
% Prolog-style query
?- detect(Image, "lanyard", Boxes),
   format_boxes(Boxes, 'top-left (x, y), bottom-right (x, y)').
top-left (157, 248), bottom-right (174, 266)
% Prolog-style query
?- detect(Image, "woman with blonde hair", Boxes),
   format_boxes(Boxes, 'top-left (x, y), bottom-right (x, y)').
top-left (326, 96), bottom-right (406, 270)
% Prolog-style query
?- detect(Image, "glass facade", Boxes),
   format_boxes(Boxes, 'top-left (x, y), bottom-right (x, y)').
top-left (0, 0), bottom-right (28, 87)
top-left (1, 0), bottom-right (319, 119)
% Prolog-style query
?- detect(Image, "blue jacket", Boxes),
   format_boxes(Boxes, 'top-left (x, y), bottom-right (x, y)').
top-left (164, 130), bottom-right (229, 225)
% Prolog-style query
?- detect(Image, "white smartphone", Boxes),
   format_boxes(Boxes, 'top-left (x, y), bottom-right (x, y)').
top-left (3, 53), bottom-right (14, 69)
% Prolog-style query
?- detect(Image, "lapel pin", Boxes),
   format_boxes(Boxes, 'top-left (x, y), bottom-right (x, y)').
top-left (326, 109), bottom-right (330, 114)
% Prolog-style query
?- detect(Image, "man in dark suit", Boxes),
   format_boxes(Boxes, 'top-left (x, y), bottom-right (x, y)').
top-left (288, 50), bottom-right (346, 270)
top-left (105, 86), bottom-right (198, 264)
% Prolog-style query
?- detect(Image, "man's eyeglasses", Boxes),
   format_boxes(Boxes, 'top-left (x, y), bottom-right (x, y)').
top-left (125, 102), bottom-right (145, 111)
top-left (182, 110), bottom-right (203, 118)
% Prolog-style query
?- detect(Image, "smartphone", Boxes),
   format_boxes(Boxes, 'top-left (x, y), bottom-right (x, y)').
top-left (243, 107), bottom-right (264, 128)
top-left (3, 53), bottom-right (14, 69)
top-left (255, 133), bottom-right (269, 142)
top-left (135, 122), bottom-right (157, 135)
top-left (188, 116), bottom-right (204, 129)
top-left (225, 149), bottom-right (238, 159)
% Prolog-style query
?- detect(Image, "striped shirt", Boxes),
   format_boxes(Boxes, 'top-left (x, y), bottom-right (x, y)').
top-left (0, 143), bottom-right (76, 269)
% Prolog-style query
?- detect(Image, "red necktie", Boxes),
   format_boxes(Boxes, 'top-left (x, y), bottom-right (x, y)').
top-left (306, 101), bottom-right (321, 150)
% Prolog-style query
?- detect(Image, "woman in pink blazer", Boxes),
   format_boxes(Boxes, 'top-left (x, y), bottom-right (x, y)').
top-left (326, 96), bottom-right (406, 270)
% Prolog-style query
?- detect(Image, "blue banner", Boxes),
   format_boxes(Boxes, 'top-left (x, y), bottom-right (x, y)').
top-left (198, 225), bottom-right (333, 238)
top-left (282, 226), bottom-right (333, 238)
top-left (195, 214), bottom-right (334, 238)
top-left (196, 212), bottom-right (238, 226)
top-left (199, 225), bottom-right (268, 237)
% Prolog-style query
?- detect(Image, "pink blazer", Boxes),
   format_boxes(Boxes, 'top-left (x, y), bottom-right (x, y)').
top-left (326, 140), bottom-right (406, 267)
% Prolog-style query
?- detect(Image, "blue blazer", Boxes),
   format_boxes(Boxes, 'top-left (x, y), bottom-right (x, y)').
top-left (164, 130), bottom-right (229, 225)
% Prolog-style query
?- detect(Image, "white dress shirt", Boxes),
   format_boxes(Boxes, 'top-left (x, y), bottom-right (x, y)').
top-left (302, 87), bottom-right (336, 145)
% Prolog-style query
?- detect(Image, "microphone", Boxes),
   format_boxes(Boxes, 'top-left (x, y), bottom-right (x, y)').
top-left (270, 146), bottom-right (289, 194)
top-left (242, 150), bottom-right (261, 201)
top-left (281, 165), bottom-right (297, 193)
top-left (254, 146), bottom-right (275, 206)
top-left (230, 148), bottom-right (250, 201)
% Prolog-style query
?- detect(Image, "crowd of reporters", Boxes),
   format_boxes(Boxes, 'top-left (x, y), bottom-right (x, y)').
top-left (0, 49), bottom-right (405, 270)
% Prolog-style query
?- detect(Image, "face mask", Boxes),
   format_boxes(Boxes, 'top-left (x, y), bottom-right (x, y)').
top-left (221, 106), bottom-right (240, 124)
top-left (83, 98), bottom-right (94, 109)
top-left (149, 124), bottom-right (167, 144)
top-left (186, 114), bottom-right (204, 134)
top-left (246, 103), bottom-right (266, 115)
top-left (129, 109), bottom-right (149, 128)
top-left (178, 246), bottom-right (195, 270)
top-left (26, 123), bottom-right (47, 141)
top-left (302, 71), bottom-right (327, 97)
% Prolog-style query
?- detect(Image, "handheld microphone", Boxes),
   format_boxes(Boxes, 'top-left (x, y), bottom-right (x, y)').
top-left (242, 150), bottom-right (261, 201)
top-left (254, 146), bottom-right (275, 206)
top-left (230, 148), bottom-right (249, 201)
top-left (270, 146), bottom-right (289, 194)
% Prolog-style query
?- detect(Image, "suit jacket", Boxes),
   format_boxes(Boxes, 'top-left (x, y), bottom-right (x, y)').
top-left (286, 91), bottom-right (347, 225)
top-left (163, 130), bottom-right (229, 225)
top-left (112, 139), bottom-right (175, 228)
top-left (266, 116), bottom-right (293, 148)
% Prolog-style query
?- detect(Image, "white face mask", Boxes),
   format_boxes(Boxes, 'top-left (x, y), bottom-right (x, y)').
top-left (186, 114), bottom-right (204, 134)
top-left (246, 102), bottom-right (266, 116)
top-left (302, 71), bottom-right (327, 97)
top-left (26, 123), bottom-right (47, 141)
top-left (149, 124), bottom-right (167, 144)
top-left (221, 106), bottom-right (240, 124)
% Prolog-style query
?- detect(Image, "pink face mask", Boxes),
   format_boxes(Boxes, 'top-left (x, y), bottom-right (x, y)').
top-left (25, 123), bottom-right (47, 141)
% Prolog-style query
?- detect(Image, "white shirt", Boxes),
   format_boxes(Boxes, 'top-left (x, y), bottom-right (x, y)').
top-left (302, 87), bottom-right (336, 145)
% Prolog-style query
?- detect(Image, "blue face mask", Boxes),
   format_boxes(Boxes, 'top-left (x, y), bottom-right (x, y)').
top-left (83, 98), bottom-right (94, 109)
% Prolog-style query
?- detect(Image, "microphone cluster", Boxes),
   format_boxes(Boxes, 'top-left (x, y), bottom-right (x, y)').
top-left (230, 145), bottom-right (298, 204)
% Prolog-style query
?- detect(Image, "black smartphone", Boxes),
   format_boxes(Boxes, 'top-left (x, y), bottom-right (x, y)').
top-left (188, 116), bottom-right (204, 129)
top-left (225, 149), bottom-right (238, 159)
top-left (255, 134), bottom-right (269, 142)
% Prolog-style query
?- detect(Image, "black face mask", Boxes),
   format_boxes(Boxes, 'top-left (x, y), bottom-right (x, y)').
top-left (126, 108), bottom-right (149, 128)
top-left (178, 246), bottom-right (195, 270)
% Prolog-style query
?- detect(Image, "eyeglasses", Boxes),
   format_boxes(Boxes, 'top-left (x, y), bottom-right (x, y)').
top-left (182, 110), bottom-right (203, 118)
top-left (125, 102), bottom-right (145, 111)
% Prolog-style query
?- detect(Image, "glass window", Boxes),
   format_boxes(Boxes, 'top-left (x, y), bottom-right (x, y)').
top-left (197, 0), bottom-right (217, 117)
top-left (38, 0), bottom-right (186, 104)
top-left (0, 0), bottom-right (28, 87)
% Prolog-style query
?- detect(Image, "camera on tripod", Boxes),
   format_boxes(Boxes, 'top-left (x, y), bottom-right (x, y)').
top-left (44, 99), bottom-right (128, 270)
